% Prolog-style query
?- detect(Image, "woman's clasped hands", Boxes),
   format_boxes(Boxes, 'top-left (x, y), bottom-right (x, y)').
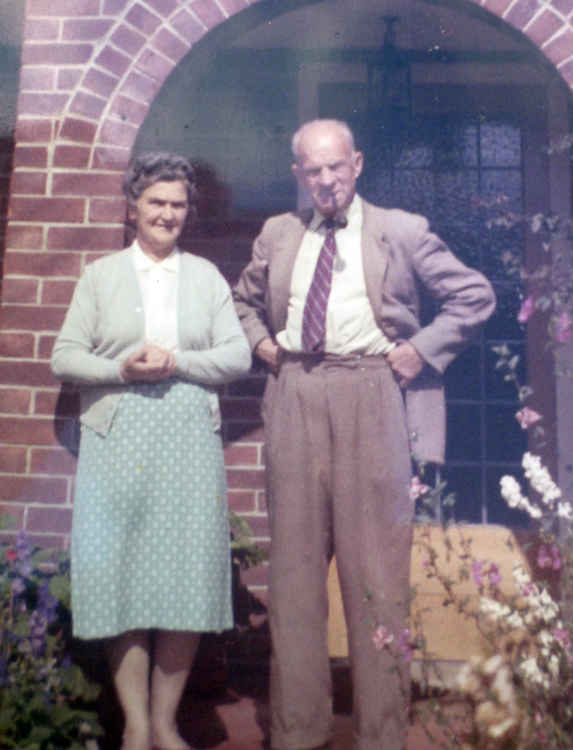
top-left (120, 342), bottom-right (176, 383)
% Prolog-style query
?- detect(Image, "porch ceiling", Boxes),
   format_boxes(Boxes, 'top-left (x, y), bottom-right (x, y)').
top-left (232, 0), bottom-right (527, 55)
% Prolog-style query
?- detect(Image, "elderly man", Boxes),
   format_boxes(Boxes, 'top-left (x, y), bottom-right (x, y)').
top-left (233, 119), bottom-right (495, 750)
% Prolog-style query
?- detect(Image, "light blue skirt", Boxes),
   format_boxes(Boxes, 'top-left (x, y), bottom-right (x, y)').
top-left (71, 380), bottom-right (233, 639)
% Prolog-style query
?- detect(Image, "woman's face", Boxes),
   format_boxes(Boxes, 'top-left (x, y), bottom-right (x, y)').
top-left (130, 179), bottom-right (189, 258)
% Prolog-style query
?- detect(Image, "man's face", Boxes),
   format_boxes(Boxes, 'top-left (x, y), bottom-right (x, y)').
top-left (292, 125), bottom-right (363, 217)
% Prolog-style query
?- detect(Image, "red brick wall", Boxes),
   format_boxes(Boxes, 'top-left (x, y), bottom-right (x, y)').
top-left (1, 0), bottom-right (572, 599)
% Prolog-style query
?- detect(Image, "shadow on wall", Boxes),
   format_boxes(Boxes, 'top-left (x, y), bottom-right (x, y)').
top-left (0, 136), bottom-right (15, 280)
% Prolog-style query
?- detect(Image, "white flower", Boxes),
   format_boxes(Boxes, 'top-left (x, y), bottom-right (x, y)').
top-left (506, 611), bottom-right (524, 629)
top-left (522, 452), bottom-right (561, 505)
top-left (456, 660), bottom-right (482, 695)
top-left (489, 716), bottom-right (518, 739)
top-left (491, 665), bottom-right (515, 705)
top-left (557, 501), bottom-right (573, 520)
top-left (480, 597), bottom-right (511, 622)
top-left (482, 654), bottom-right (504, 676)
top-left (538, 629), bottom-right (553, 657)
top-left (519, 656), bottom-right (550, 689)
top-left (512, 564), bottom-right (531, 588)
top-left (500, 475), bottom-right (525, 508)
top-left (499, 474), bottom-right (542, 518)
top-left (548, 654), bottom-right (560, 680)
top-left (520, 586), bottom-right (560, 627)
top-left (480, 592), bottom-right (524, 631)
top-left (538, 589), bottom-right (559, 622)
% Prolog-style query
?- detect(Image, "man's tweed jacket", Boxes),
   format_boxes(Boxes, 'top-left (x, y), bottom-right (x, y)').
top-left (233, 198), bottom-right (496, 464)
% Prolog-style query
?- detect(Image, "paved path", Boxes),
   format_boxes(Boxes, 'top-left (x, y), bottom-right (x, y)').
top-left (95, 657), bottom-right (468, 749)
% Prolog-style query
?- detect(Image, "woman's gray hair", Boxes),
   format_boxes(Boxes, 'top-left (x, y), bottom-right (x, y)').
top-left (123, 152), bottom-right (198, 208)
top-left (291, 119), bottom-right (356, 162)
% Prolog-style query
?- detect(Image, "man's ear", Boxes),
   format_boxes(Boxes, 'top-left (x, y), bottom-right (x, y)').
top-left (353, 151), bottom-right (364, 178)
top-left (291, 162), bottom-right (301, 182)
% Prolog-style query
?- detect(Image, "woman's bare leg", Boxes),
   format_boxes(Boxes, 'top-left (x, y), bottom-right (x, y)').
top-left (107, 630), bottom-right (151, 750)
top-left (150, 630), bottom-right (200, 749)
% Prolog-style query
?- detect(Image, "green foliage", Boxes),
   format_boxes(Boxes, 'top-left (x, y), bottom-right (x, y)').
top-left (0, 522), bottom-right (102, 750)
top-left (486, 197), bottom-right (573, 359)
top-left (229, 511), bottom-right (267, 569)
top-left (0, 511), bottom-right (264, 749)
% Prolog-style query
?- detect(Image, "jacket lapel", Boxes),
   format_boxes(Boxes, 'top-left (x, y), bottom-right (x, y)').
top-left (269, 209), bottom-right (312, 332)
top-left (270, 200), bottom-right (390, 332)
top-left (360, 200), bottom-right (391, 322)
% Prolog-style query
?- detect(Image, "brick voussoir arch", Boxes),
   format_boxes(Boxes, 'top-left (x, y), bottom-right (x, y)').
top-left (36, 2), bottom-right (229, 264)
top-left (13, 0), bottom-right (573, 286)
top-left (52, 2), bottom-right (221, 197)
top-left (32, 0), bottom-right (573, 188)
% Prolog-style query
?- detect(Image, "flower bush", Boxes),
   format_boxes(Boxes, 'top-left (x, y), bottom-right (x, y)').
top-left (0, 510), bottom-right (265, 749)
top-left (486, 194), bottom-right (573, 355)
top-left (406, 347), bottom-right (573, 747)
top-left (374, 447), bottom-right (573, 748)
top-left (368, 201), bottom-right (573, 746)
top-left (0, 519), bottom-right (102, 750)
top-left (455, 508), bottom-right (573, 748)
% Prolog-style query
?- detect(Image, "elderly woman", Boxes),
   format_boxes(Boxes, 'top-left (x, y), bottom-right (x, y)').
top-left (51, 152), bottom-right (251, 750)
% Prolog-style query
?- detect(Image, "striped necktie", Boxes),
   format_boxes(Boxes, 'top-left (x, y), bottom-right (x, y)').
top-left (301, 218), bottom-right (341, 353)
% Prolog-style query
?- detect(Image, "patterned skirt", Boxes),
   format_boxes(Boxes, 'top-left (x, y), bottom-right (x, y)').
top-left (71, 379), bottom-right (233, 639)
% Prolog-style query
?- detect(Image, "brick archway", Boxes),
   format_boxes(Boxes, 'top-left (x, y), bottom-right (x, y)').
top-left (1, 0), bottom-right (572, 545)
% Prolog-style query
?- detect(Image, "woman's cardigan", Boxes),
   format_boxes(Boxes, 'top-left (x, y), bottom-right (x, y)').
top-left (51, 246), bottom-right (252, 436)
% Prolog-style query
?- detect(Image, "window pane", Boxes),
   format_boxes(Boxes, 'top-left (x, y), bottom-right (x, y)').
top-left (485, 283), bottom-right (524, 341)
top-left (394, 140), bottom-right (433, 168)
top-left (482, 225), bottom-right (524, 282)
top-left (435, 171), bottom-right (479, 224)
top-left (481, 169), bottom-right (522, 214)
top-left (393, 169), bottom-right (434, 215)
top-left (485, 342), bottom-right (527, 401)
top-left (445, 345), bottom-right (482, 400)
top-left (443, 466), bottom-right (483, 523)
top-left (486, 405), bottom-right (527, 462)
top-left (481, 123), bottom-right (521, 168)
top-left (434, 122), bottom-right (479, 169)
top-left (360, 169), bottom-right (392, 206)
top-left (446, 404), bottom-right (483, 461)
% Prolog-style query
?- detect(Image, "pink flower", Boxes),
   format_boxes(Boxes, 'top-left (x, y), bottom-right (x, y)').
top-left (397, 629), bottom-right (415, 662)
top-left (5, 548), bottom-right (17, 563)
top-left (409, 476), bottom-right (430, 502)
top-left (554, 311), bottom-right (573, 343)
top-left (11, 578), bottom-right (25, 595)
top-left (537, 545), bottom-right (551, 568)
top-left (521, 581), bottom-right (538, 597)
top-left (552, 628), bottom-right (570, 649)
top-left (473, 560), bottom-right (486, 587)
top-left (487, 563), bottom-right (502, 587)
top-left (537, 544), bottom-right (561, 571)
top-left (473, 560), bottom-right (501, 587)
top-left (515, 407), bottom-right (542, 429)
top-left (517, 295), bottom-right (534, 323)
top-left (372, 625), bottom-right (394, 650)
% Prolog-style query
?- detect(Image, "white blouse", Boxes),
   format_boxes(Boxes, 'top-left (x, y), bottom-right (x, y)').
top-left (132, 240), bottom-right (180, 352)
